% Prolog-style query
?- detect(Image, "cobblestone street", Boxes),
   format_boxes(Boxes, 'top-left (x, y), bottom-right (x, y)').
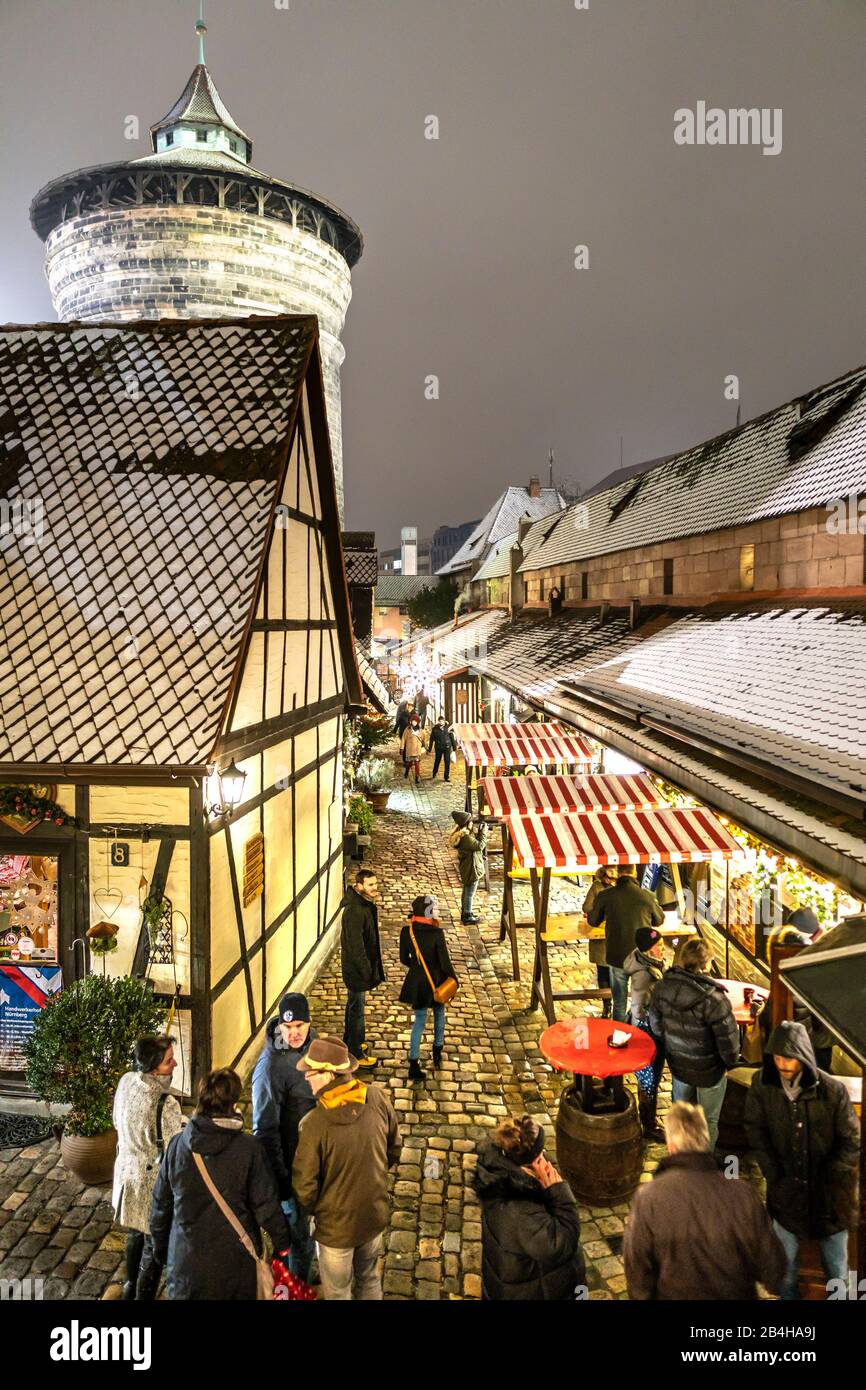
top-left (0, 746), bottom-right (763, 1301)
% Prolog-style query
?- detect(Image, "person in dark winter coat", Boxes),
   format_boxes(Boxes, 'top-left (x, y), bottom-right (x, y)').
top-left (449, 811), bottom-right (489, 924)
top-left (475, 1116), bottom-right (585, 1300)
top-left (430, 718), bottom-right (457, 782)
top-left (648, 937), bottom-right (739, 1150)
top-left (340, 869), bottom-right (384, 1070)
top-left (623, 926), bottom-right (667, 1139)
top-left (251, 992), bottom-right (317, 1281)
top-left (583, 865), bottom-right (616, 1018)
top-left (624, 1101), bottom-right (786, 1300)
top-left (394, 699), bottom-right (415, 741)
top-left (399, 894), bottom-right (457, 1081)
top-left (744, 1020), bottom-right (860, 1300)
top-left (150, 1068), bottom-right (290, 1301)
top-left (586, 865), bottom-right (664, 1021)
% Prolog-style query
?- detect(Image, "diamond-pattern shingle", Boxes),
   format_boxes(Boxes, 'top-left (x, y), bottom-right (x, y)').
top-left (0, 317), bottom-right (317, 766)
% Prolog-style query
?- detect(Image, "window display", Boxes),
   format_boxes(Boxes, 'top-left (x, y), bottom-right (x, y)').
top-left (0, 853), bottom-right (59, 963)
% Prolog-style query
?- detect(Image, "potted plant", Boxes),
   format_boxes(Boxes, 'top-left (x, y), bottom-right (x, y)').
top-left (24, 974), bottom-right (165, 1185)
top-left (355, 757), bottom-right (395, 813)
top-left (346, 793), bottom-right (374, 838)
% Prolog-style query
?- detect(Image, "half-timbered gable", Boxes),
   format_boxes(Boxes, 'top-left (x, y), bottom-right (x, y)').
top-left (0, 316), bottom-right (361, 1096)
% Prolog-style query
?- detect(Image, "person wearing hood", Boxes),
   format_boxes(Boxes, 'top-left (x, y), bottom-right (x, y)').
top-left (110, 1034), bottom-right (184, 1300)
top-left (474, 1115), bottom-right (585, 1300)
top-left (251, 992), bottom-right (318, 1281)
top-left (399, 894), bottom-right (458, 1081)
top-left (648, 937), bottom-right (739, 1150)
top-left (449, 811), bottom-right (489, 924)
top-left (586, 863), bottom-right (665, 1021)
top-left (744, 1019), bottom-right (859, 1300)
top-left (292, 1036), bottom-right (401, 1300)
top-left (623, 927), bottom-right (667, 1140)
top-left (340, 868), bottom-right (384, 1070)
top-left (624, 1101), bottom-right (786, 1300)
top-left (149, 1068), bottom-right (290, 1300)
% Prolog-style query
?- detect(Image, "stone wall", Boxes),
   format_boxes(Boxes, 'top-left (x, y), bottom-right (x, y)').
top-left (43, 205), bottom-right (353, 514)
top-left (520, 506), bottom-right (865, 605)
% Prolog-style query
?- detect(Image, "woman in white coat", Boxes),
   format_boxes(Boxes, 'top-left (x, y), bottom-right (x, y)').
top-left (111, 1034), bottom-right (184, 1299)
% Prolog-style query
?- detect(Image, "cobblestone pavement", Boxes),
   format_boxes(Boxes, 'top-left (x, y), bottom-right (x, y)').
top-left (0, 745), bottom-right (763, 1301)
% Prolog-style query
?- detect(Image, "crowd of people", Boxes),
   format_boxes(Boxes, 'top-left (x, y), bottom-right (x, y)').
top-left (102, 708), bottom-right (860, 1302)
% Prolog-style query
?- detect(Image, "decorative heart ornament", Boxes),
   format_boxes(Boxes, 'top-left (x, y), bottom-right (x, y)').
top-left (93, 887), bottom-right (123, 919)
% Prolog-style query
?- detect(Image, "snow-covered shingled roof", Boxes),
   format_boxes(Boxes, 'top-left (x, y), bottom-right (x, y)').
top-left (0, 316), bottom-right (333, 767)
top-left (522, 366), bottom-right (866, 573)
top-left (437, 486), bottom-right (566, 577)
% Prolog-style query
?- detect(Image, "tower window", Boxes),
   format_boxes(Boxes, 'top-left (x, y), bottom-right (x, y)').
top-left (165, 131), bottom-right (174, 147)
top-left (581, 571), bottom-right (589, 600)
top-left (197, 130), bottom-right (207, 142)
top-left (663, 557), bottom-right (674, 595)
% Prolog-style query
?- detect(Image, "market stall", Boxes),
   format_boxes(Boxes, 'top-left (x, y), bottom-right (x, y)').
top-left (503, 804), bottom-right (744, 1023)
top-left (456, 728), bottom-right (595, 813)
top-left (480, 771), bottom-right (665, 979)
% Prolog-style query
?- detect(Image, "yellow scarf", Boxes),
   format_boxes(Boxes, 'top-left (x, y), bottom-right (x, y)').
top-left (319, 1079), bottom-right (368, 1110)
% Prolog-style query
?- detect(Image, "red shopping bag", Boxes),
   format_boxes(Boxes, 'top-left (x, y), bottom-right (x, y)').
top-left (272, 1254), bottom-right (317, 1301)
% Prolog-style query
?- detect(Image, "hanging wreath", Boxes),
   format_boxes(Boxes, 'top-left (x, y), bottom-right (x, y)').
top-left (0, 786), bottom-right (77, 828)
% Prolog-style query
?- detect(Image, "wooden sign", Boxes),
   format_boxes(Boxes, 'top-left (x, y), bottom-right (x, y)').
top-left (243, 833), bottom-right (265, 907)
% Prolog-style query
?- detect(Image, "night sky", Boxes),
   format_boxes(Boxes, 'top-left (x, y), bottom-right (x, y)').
top-left (1, 0), bottom-right (863, 548)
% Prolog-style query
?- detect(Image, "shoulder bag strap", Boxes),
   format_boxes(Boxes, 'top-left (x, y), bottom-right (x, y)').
top-left (155, 1092), bottom-right (168, 1160)
top-left (192, 1151), bottom-right (258, 1261)
top-left (408, 923), bottom-right (437, 996)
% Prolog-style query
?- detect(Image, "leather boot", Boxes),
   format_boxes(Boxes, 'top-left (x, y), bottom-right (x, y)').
top-left (408, 1058), bottom-right (426, 1082)
top-left (639, 1091), bottom-right (665, 1142)
top-left (432, 1045), bottom-right (443, 1071)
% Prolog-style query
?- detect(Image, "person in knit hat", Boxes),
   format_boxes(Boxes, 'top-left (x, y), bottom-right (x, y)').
top-left (449, 811), bottom-right (489, 924)
top-left (399, 895), bottom-right (458, 1082)
top-left (251, 992), bottom-right (318, 1282)
top-left (624, 926), bottom-right (667, 1140)
top-left (293, 1036), bottom-right (400, 1300)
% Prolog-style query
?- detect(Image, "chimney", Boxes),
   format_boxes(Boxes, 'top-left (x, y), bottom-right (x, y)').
top-left (528, 476), bottom-right (541, 499)
top-left (509, 540), bottom-right (526, 617)
top-left (517, 512), bottom-right (534, 545)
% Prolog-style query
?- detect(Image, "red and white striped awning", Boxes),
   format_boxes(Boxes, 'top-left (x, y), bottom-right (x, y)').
top-left (460, 733), bottom-right (594, 769)
top-left (481, 772), bottom-right (664, 820)
top-left (452, 721), bottom-right (569, 743)
top-left (507, 806), bottom-right (743, 871)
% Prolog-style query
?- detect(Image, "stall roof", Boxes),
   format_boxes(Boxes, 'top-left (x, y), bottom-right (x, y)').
top-left (507, 805), bottom-right (743, 871)
top-left (452, 721), bottom-right (569, 742)
top-left (781, 944), bottom-right (866, 1069)
top-left (460, 732), bottom-right (595, 769)
top-left (481, 771), bottom-right (663, 819)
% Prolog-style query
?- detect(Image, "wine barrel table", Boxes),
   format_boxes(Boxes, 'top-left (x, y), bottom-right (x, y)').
top-left (540, 1017), bottom-right (656, 1206)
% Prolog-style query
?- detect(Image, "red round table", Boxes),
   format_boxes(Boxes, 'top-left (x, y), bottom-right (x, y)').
top-left (713, 978), bottom-right (769, 1026)
top-left (540, 1018), bottom-right (654, 1202)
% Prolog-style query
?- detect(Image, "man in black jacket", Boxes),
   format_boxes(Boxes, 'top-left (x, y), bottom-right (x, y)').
top-left (430, 718), bottom-right (457, 782)
top-left (251, 992), bottom-right (317, 1281)
top-left (649, 937), bottom-right (739, 1150)
top-left (340, 869), bottom-right (384, 1070)
top-left (586, 865), bottom-right (664, 1021)
top-left (744, 1020), bottom-right (859, 1300)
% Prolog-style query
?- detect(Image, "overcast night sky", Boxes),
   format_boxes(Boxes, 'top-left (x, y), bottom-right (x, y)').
top-left (1, 0), bottom-right (863, 548)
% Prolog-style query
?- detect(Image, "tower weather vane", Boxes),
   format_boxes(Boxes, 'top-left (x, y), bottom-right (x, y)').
top-left (195, 0), bottom-right (207, 65)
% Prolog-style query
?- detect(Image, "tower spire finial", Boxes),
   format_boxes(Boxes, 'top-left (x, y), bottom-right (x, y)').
top-left (195, 0), bottom-right (207, 66)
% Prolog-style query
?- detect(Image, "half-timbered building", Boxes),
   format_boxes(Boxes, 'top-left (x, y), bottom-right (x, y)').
top-left (0, 315), bottom-right (363, 1097)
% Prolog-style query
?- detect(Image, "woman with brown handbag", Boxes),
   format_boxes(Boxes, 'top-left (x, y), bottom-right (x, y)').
top-left (398, 895), bottom-right (459, 1082)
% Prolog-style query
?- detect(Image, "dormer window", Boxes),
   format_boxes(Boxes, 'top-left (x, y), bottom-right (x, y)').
top-left (165, 132), bottom-right (174, 147)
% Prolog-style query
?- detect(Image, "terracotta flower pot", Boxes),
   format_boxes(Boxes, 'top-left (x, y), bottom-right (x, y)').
top-left (368, 792), bottom-right (390, 814)
top-left (60, 1128), bottom-right (117, 1186)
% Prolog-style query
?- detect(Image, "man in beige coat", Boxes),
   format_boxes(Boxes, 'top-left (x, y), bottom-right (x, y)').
top-left (109, 1034), bottom-right (184, 1300)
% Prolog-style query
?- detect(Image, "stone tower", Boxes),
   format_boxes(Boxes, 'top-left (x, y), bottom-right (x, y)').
top-left (29, 13), bottom-right (362, 514)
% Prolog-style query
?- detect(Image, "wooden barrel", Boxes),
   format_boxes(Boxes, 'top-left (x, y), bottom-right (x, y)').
top-left (555, 1088), bottom-right (643, 1206)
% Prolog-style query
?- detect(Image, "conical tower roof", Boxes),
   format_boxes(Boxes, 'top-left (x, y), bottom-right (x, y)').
top-left (150, 62), bottom-right (251, 151)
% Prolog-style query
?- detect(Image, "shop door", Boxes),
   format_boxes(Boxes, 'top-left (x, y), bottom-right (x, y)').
top-left (0, 840), bottom-right (75, 1090)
